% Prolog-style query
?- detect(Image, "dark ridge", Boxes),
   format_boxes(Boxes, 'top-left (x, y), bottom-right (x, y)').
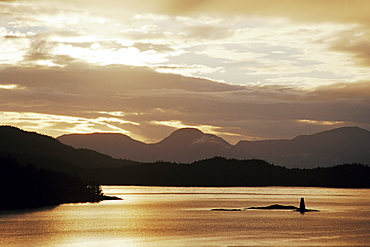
top-left (2, 126), bottom-right (369, 188)
top-left (0, 154), bottom-right (120, 211)
top-left (236, 126), bottom-right (370, 168)
top-left (87, 157), bottom-right (370, 188)
top-left (0, 125), bottom-right (138, 175)
top-left (247, 204), bottom-right (298, 210)
top-left (58, 126), bottom-right (370, 167)
top-left (58, 127), bottom-right (250, 163)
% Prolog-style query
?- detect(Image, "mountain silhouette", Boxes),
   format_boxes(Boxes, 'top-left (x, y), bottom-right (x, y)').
top-left (57, 132), bottom-right (147, 161)
top-left (58, 126), bottom-right (369, 167)
top-left (0, 126), bottom-right (137, 174)
top-left (58, 128), bottom-right (251, 163)
top-left (1, 126), bottom-right (369, 188)
top-left (236, 127), bottom-right (370, 168)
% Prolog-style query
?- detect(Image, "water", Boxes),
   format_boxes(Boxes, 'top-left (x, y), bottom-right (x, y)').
top-left (1, 186), bottom-right (369, 246)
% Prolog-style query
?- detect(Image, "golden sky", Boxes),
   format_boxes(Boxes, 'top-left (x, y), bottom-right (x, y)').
top-left (0, 0), bottom-right (369, 143)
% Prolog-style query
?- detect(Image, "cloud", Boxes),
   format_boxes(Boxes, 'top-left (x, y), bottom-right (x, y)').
top-left (305, 80), bottom-right (370, 102)
top-left (58, 0), bottom-right (369, 28)
top-left (23, 39), bottom-right (58, 62)
top-left (154, 64), bottom-right (225, 78)
top-left (159, 0), bottom-right (370, 26)
top-left (2, 0), bottom-right (370, 86)
top-left (0, 111), bottom-right (134, 138)
top-left (330, 29), bottom-right (370, 67)
top-left (1, 0), bottom-right (369, 143)
top-left (181, 25), bottom-right (234, 40)
top-left (0, 63), bottom-right (369, 143)
top-left (297, 119), bottom-right (346, 126)
top-left (133, 42), bottom-right (175, 53)
top-left (0, 84), bottom-right (23, 90)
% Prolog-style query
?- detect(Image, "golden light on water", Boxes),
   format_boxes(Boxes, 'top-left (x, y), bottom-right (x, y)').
top-left (2, 186), bottom-right (369, 246)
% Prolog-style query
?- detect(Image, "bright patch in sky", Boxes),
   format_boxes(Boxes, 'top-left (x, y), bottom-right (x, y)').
top-left (150, 120), bottom-right (222, 135)
top-left (1, 1), bottom-right (369, 88)
top-left (0, 84), bottom-right (21, 90)
top-left (297, 119), bottom-right (346, 126)
top-left (0, 111), bottom-right (134, 137)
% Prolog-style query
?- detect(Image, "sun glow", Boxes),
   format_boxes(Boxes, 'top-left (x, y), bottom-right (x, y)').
top-left (150, 120), bottom-right (218, 133)
top-left (149, 120), bottom-right (245, 143)
top-left (0, 111), bottom-right (134, 138)
top-left (297, 119), bottom-right (346, 126)
top-left (54, 44), bottom-right (168, 66)
top-left (0, 84), bottom-right (23, 90)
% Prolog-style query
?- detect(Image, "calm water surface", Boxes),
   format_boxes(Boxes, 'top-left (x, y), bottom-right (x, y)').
top-left (1, 186), bottom-right (369, 246)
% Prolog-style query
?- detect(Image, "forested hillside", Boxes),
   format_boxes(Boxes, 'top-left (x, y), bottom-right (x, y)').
top-left (85, 157), bottom-right (370, 188)
top-left (0, 154), bottom-right (119, 210)
top-left (1, 126), bottom-right (369, 189)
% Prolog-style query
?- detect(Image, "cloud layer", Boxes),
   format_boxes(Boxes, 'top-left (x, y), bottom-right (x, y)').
top-left (1, 64), bottom-right (368, 143)
top-left (0, 0), bottom-right (369, 143)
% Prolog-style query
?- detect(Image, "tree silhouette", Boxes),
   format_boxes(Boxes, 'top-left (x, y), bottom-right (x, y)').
top-left (0, 153), bottom-right (117, 210)
top-left (86, 181), bottom-right (104, 196)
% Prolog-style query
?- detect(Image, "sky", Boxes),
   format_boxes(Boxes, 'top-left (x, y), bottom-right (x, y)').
top-left (0, 0), bottom-right (369, 144)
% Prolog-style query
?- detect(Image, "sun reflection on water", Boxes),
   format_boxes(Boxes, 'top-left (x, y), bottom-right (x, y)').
top-left (1, 186), bottom-right (369, 247)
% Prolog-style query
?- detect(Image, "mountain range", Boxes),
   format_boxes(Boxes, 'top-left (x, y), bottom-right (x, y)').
top-left (58, 126), bottom-right (369, 168)
top-left (1, 125), bottom-right (369, 187)
top-left (236, 127), bottom-right (370, 168)
top-left (0, 126), bottom-right (138, 175)
top-left (58, 128), bottom-right (251, 163)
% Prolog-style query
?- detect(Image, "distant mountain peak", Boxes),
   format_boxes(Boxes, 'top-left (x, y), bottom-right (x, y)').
top-left (160, 128), bottom-right (231, 147)
top-left (292, 126), bottom-right (369, 141)
top-left (0, 125), bottom-right (134, 172)
top-left (56, 126), bottom-right (369, 166)
top-left (168, 128), bottom-right (204, 138)
top-left (59, 132), bottom-right (137, 141)
top-left (158, 128), bottom-right (205, 144)
top-left (320, 126), bottom-right (367, 134)
top-left (236, 126), bottom-right (370, 168)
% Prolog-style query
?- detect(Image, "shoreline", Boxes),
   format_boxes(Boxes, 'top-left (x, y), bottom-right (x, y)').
top-left (0, 194), bottom-right (122, 212)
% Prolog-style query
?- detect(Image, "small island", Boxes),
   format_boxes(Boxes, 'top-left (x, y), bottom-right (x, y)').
top-left (211, 208), bottom-right (242, 211)
top-left (247, 198), bottom-right (319, 213)
top-left (211, 198), bottom-right (319, 213)
top-left (247, 204), bottom-right (298, 210)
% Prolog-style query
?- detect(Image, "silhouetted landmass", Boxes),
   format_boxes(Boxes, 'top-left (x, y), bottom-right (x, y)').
top-left (236, 127), bottom-right (370, 168)
top-left (247, 204), bottom-right (298, 210)
top-left (1, 126), bottom-right (370, 189)
top-left (0, 126), bottom-right (138, 176)
top-left (0, 154), bottom-right (120, 211)
top-left (212, 198), bottom-right (319, 212)
top-left (246, 198), bottom-right (319, 213)
top-left (85, 157), bottom-right (370, 188)
top-left (58, 126), bottom-right (370, 168)
top-left (58, 128), bottom-right (251, 163)
top-left (211, 208), bottom-right (242, 211)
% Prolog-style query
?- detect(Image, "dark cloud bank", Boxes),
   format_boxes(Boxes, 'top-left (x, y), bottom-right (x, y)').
top-left (0, 63), bottom-right (369, 143)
